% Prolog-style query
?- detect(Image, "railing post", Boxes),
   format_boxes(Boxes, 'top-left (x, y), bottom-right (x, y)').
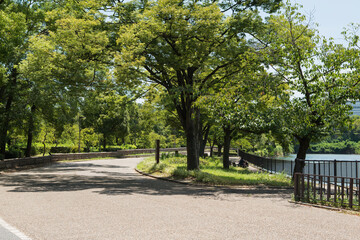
top-left (319, 176), bottom-right (323, 201)
top-left (341, 178), bottom-right (345, 206)
top-left (294, 173), bottom-right (300, 201)
top-left (155, 140), bottom-right (160, 164)
top-left (313, 174), bottom-right (316, 202)
top-left (349, 178), bottom-right (354, 209)
top-left (327, 176), bottom-right (330, 201)
top-left (334, 177), bottom-right (337, 203)
top-left (356, 161), bottom-right (358, 179)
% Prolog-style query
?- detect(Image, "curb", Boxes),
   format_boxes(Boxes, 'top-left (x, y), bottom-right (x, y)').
top-left (134, 168), bottom-right (192, 185)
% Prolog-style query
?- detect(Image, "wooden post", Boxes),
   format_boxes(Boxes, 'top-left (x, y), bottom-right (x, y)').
top-left (155, 140), bottom-right (160, 164)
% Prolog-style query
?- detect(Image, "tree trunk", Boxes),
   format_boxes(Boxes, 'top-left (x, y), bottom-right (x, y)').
top-left (293, 136), bottom-right (311, 176)
top-left (0, 69), bottom-right (17, 157)
top-left (217, 144), bottom-right (222, 156)
top-left (222, 125), bottom-right (232, 169)
top-left (194, 108), bottom-right (201, 165)
top-left (0, 97), bottom-right (11, 157)
top-left (185, 110), bottom-right (199, 170)
top-left (102, 137), bottom-right (107, 150)
top-left (25, 104), bottom-right (36, 157)
top-left (199, 123), bottom-right (210, 158)
top-left (42, 130), bottom-right (48, 156)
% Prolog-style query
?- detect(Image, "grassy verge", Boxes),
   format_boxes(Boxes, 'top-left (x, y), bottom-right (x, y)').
top-left (137, 154), bottom-right (292, 187)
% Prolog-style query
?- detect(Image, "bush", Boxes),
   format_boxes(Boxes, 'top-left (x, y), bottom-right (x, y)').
top-left (5, 146), bottom-right (23, 159)
top-left (120, 144), bottom-right (137, 150)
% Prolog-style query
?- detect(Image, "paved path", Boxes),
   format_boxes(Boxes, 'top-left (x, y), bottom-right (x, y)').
top-left (0, 158), bottom-right (360, 240)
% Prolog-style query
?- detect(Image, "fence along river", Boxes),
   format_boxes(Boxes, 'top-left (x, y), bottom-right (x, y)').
top-left (238, 151), bottom-right (360, 179)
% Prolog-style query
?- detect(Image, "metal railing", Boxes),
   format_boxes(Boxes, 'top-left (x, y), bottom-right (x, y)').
top-left (238, 150), bottom-right (360, 180)
top-left (301, 159), bottom-right (360, 179)
top-left (237, 150), bottom-right (360, 210)
top-left (294, 173), bottom-right (360, 210)
top-left (238, 150), bottom-right (295, 176)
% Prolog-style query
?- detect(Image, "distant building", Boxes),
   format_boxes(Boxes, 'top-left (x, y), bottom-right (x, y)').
top-left (348, 101), bottom-right (360, 116)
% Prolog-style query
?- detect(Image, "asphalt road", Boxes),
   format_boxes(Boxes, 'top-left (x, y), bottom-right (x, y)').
top-left (0, 158), bottom-right (360, 240)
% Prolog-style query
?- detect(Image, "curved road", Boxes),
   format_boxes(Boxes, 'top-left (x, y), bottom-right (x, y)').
top-left (0, 157), bottom-right (360, 240)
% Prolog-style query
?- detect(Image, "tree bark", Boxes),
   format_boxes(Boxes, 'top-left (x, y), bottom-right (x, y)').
top-left (293, 136), bottom-right (311, 176)
top-left (185, 109), bottom-right (199, 170)
top-left (25, 104), bottom-right (36, 157)
top-left (199, 123), bottom-right (210, 158)
top-left (222, 125), bottom-right (232, 169)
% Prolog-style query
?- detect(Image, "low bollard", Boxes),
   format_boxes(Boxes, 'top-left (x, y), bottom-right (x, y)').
top-left (155, 140), bottom-right (160, 164)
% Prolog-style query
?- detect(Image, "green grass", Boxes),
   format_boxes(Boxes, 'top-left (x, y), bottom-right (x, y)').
top-left (137, 155), bottom-right (292, 187)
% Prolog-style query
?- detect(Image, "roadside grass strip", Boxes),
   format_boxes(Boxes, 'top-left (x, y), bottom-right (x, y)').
top-left (137, 155), bottom-right (292, 187)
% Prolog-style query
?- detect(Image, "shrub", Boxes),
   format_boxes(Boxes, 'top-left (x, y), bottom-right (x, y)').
top-left (5, 146), bottom-right (23, 159)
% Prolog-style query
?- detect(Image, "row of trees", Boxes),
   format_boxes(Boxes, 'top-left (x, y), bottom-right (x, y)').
top-left (1, 0), bottom-right (360, 174)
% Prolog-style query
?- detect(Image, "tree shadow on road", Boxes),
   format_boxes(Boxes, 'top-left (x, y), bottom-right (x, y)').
top-left (0, 162), bottom-right (292, 201)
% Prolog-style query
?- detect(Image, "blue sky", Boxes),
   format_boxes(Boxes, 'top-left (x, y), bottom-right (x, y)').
top-left (291, 0), bottom-right (360, 43)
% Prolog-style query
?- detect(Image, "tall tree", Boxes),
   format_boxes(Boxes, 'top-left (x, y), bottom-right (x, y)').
top-left (263, 3), bottom-right (360, 174)
top-left (201, 69), bottom-right (281, 168)
top-left (19, 0), bottom-right (111, 156)
top-left (0, 2), bottom-right (31, 157)
top-left (115, 0), bottom-right (281, 170)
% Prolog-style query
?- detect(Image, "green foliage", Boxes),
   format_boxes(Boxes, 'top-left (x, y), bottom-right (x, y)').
top-left (2, 0), bottom-right (360, 166)
top-left (259, 2), bottom-right (360, 159)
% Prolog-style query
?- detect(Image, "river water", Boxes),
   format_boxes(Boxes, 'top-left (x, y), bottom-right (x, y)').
top-left (266, 154), bottom-right (360, 178)
top-left (277, 154), bottom-right (360, 161)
